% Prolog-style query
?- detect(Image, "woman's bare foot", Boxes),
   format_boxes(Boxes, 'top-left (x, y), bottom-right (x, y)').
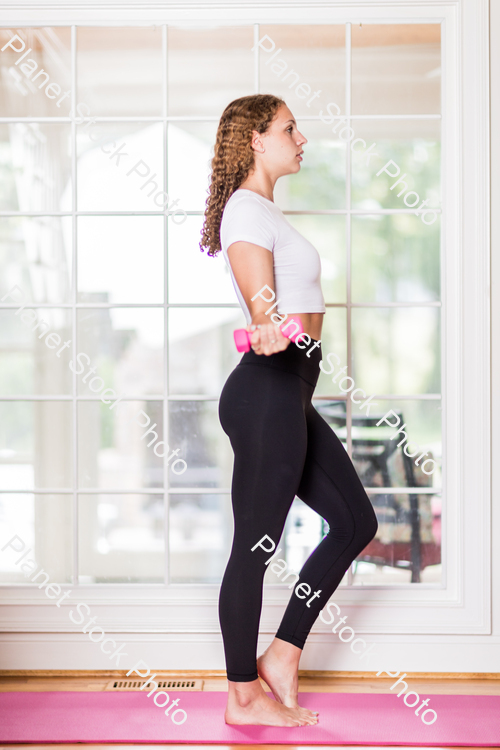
top-left (257, 637), bottom-right (303, 708)
top-left (225, 677), bottom-right (318, 727)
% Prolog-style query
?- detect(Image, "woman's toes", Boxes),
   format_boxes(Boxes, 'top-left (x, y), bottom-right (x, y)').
top-left (299, 709), bottom-right (319, 721)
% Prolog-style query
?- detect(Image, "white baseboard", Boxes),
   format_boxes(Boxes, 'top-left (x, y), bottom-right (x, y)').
top-left (0, 632), bottom-right (499, 674)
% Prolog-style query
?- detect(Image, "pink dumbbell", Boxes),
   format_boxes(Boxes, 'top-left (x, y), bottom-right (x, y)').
top-left (234, 318), bottom-right (304, 352)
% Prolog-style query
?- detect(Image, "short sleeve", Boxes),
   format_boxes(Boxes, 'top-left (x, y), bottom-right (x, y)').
top-left (220, 194), bottom-right (277, 253)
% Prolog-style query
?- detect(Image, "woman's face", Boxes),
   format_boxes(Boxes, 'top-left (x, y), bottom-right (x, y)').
top-left (257, 104), bottom-right (307, 178)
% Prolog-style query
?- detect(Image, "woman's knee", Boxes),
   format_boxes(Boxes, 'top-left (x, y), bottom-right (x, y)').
top-left (325, 514), bottom-right (356, 544)
top-left (361, 504), bottom-right (379, 546)
top-left (343, 499), bottom-right (378, 553)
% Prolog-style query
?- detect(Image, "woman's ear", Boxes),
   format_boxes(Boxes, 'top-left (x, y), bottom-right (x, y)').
top-left (250, 130), bottom-right (265, 153)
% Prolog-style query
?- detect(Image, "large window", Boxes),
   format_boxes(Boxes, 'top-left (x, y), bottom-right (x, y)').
top-left (0, 22), bottom-right (441, 589)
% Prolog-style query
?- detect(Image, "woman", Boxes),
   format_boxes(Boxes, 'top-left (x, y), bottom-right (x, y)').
top-left (200, 94), bottom-right (378, 728)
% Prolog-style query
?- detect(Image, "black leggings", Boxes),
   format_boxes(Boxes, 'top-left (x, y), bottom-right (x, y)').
top-left (218, 341), bottom-right (378, 682)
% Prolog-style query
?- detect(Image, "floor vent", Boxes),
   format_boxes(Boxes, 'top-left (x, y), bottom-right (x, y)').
top-left (105, 678), bottom-right (204, 691)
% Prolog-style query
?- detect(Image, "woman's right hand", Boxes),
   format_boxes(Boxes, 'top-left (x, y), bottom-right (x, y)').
top-left (248, 322), bottom-right (290, 356)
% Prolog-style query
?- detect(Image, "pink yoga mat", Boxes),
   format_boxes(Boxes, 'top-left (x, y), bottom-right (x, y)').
top-left (0, 691), bottom-right (498, 745)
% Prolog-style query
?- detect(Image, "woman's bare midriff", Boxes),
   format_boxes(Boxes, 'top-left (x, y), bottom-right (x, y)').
top-left (286, 312), bottom-right (324, 342)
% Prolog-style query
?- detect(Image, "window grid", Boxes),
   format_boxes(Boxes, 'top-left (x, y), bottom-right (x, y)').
top-left (0, 21), bottom-right (442, 586)
top-left (163, 22), bottom-right (171, 588)
top-left (71, 23), bottom-right (78, 585)
top-left (345, 22), bottom-right (353, 583)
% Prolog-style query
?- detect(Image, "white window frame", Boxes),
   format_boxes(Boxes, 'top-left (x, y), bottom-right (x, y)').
top-left (0, 0), bottom-right (490, 672)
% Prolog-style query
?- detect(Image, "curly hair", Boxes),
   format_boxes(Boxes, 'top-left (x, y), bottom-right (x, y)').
top-left (199, 94), bottom-right (285, 257)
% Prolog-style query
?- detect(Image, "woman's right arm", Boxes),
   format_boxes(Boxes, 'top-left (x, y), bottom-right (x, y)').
top-left (227, 241), bottom-right (290, 356)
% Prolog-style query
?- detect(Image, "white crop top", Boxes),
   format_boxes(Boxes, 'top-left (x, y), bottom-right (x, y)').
top-left (220, 189), bottom-right (326, 324)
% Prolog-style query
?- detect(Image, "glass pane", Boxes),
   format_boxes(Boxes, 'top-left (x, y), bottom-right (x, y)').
top-left (77, 123), bottom-right (164, 212)
top-left (0, 493), bottom-right (73, 583)
top-left (314, 396), bottom-right (442, 585)
top-left (259, 25), bottom-right (345, 118)
top-left (352, 24), bottom-right (441, 115)
top-left (351, 308), bottom-right (441, 394)
top-left (353, 493), bottom-right (442, 585)
top-left (77, 217), bottom-right (164, 304)
top-left (168, 217), bottom-right (236, 304)
top-left (0, 29), bottom-right (71, 117)
top-left (359, 398), bottom-right (442, 482)
top-left (78, 493), bottom-right (164, 582)
top-left (0, 123), bottom-right (72, 212)
top-left (314, 308), bottom-right (347, 398)
top-left (351, 119), bottom-right (440, 212)
top-left (287, 215), bottom-right (346, 304)
top-left (169, 493), bottom-right (233, 583)
top-left (168, 401), bottom-right (233, 489)
top-left (167, 121), bottom-right (217, 213)
top-left (168, 308), bottom-right (246, 396)
top-left (78, 400), bottom-right (168, 490)
top-left (77, 308), bottom-right (164, 397)
top-left (0, 308), bottom-right (72, 395)
top-left (0, 217), bottom-right (71, 304)
top-left (0, 401), bottom-right (73, 489)
top-left (77, 27), bottom-right (163, 116)
top-left (275, 120), bottom-right (346, 210)
top-left (167, 26), bottom-right (254, 117)
top-left (352, 215), bottom-right (440, 303)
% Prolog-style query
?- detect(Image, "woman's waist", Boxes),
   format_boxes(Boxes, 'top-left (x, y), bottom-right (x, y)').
top-left (238, 338), bottom-right (322, 387)
top-left (278, 312), bottom-right (323, 342)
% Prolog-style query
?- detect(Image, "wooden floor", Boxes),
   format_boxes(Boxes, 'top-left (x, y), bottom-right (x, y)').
top-left (1, 671), bottom-right (499, 749)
